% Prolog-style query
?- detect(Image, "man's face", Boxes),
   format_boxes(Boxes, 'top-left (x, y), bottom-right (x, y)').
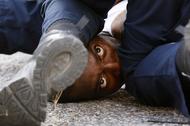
top-left (60, 35), bottom-right (122, 102)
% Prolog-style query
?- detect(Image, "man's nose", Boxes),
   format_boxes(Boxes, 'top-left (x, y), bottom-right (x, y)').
top-left (103, 62), bottom-right (120, 75)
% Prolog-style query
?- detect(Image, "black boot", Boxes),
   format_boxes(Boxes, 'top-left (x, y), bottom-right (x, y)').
top-left (0, 59), bottom-right (47, 126)
top-left (34, 21), bottom-right (88, 96)
top-left (0, 21), bottom-right (88, 125)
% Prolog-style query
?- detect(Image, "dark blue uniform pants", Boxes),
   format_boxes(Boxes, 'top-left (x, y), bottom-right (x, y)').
top-left (118, 0), bottom-right (190, 116)
top-left (0, 0), bottom-right (43, 54)
top-left (0, 0), bottom-right (114, 54)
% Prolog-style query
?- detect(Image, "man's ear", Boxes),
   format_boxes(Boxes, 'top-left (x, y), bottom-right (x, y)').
top-left (111, 10), bottom-right (127, 40)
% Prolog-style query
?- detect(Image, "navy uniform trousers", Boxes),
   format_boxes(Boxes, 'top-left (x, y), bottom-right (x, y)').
top-left (0, 0), bottom-right (43, 54)
top-left (0, 0), bottom-right (114, 54)
top-left (0, 0), bottom-right (190, 116)
top-left (118, 0), bottom-right (190, 116)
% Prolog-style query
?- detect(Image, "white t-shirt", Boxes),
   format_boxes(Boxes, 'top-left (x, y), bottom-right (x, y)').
top-left (102, 0), bottom-right (128, 35)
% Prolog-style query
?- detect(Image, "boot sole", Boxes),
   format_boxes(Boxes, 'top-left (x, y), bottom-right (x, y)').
top-left (0, 30), bottom-right (88, 126)
top-left (34, 30), bottom-right (88, 92)
top-left (0, 60), bottom-right (47, 126)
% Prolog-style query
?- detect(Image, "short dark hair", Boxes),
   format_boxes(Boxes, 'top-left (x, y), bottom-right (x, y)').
top-left (98, 31), bottom-right (120, 49)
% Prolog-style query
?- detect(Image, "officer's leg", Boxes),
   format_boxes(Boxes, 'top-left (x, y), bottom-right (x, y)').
top-left (116, 0), bottom-right (190, 117)
top-left (35, 0), bottom-right (112, 96)
top-left (126, 42), bottom-right (190, 116)
top-left (0, 0), bottom-right (113, 125)
top-left (0, 0), bottom-right (43, 54)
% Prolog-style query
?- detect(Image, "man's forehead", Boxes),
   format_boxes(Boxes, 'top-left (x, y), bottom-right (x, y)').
top-left (89, 34), bottom-right (119, 46)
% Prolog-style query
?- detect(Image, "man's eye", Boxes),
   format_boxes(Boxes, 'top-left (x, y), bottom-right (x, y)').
top-left (95, 46), bottom-right (104, 57)
top-left (99, 77), bottom-right (107, 88)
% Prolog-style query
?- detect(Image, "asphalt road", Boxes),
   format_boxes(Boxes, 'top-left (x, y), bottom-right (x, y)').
top-left (0, 52), bottom-right (189, 126)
